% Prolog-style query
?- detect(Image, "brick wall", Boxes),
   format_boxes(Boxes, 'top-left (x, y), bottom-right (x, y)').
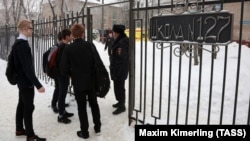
top-left (225, 2), bottom-right (250, 41)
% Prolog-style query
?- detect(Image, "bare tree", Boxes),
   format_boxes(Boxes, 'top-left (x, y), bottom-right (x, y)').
top-left (60, 0), bottom-right (65, 18)
top-left (64, 0), bottom-right (69, 14)
top-left (23, 0), bottom-right (37, 20)
top-left (47, 0), bottom-right (68, 19)
top-left (1, 0), bottom-right (43, 25)
top-left (12, 0), bottom-right (43, 24)
top-left (12, 0), bottom-right (22, 26)
top-left (2, 0), bottom-right (11, 25)
top-left (46, 0), bottom-right (88, 19)
top-left (19, 0), bottom-right (28, 19)
top-left (48, 0), bottom-right (56, 18)
top-left (36, 0), bottom-right (44, 20)
top-left (79, 0), bottom-right (88, 16)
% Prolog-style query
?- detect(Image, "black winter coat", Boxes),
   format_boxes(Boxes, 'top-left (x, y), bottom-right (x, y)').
top-left (60, 38), bottom-right (94, 91)
top-left (110, 33), bottom-right (129, 80)
top-left (13, 39), bottom-right (42, 89)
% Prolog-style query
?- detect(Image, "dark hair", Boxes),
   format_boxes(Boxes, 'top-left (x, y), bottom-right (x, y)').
top-left (61, 29), bottom-right (71, 39)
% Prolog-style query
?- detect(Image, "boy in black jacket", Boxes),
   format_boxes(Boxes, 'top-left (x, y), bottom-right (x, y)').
top-left (14, 19), bottom-right (46, 141)
top-left (61, 24), bottom-right (101, 139)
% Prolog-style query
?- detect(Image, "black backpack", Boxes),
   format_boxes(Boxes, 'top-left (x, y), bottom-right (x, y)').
top-left (42, 48), bottom-right (51, 74)
top-left (88, 42), bottom-right (110, 98)
top-left (5, 39), bottom-right (25, 85)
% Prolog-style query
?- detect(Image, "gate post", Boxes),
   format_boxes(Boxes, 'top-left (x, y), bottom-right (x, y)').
top-left (87, 7), bottom-right (92, 42)
top-left (128, 0), bottom-right (135, 126)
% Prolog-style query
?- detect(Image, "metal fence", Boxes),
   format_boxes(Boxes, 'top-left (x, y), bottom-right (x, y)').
top-left (127, 0), bottom-right (250, 126)
top-left (32, 12), bottom-right (87, 84)
top-left (0, 12), bottom-right (88, 95)
top-left (0, 25), bottom-right (18, 61)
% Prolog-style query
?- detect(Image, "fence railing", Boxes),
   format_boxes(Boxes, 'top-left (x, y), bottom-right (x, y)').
top-left (128, 0), bottom-right (250, 126)
top-left (0, 12), bottom-right (87, 92)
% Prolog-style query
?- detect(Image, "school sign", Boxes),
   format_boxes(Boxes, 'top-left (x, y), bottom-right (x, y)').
top-left (150, 11), bottom-right (234, 45)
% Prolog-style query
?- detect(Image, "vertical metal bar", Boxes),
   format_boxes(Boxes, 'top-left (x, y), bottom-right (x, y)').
top-left (207, 45), bottom-right (215, 125)
top-left (82, 9), bottom-right (85, 25)
top-left (49, 17), bottom-right (52, 50)
top-left (158, 43), bottom-right (164, 123)
top-left (196, 45), bottom-right (203, 125)
top-left (53, 15), bottom-right (57, 44)
top-left (41, 19), bottom-right (45, 82)
top-left (141, 0), bottom-right (146, 125)
top-left (151, 42), bottom-right (156, 122)
top-left (167, 44), bottom-right (173, 125)
top-left (139, 24), bottom-right (145, 124)
top-left (185, 44), bottom-right (193, 125)
top-left (128, 0), bottom-right (135, 126)
top-left (176, 46), bottom-right (182, 124)
top-left (87, 7), bottom-right (91, 42)
top-left (233, 0), bottom-right (244, 125)
top-left (167, 0), bottom-right (174, 125)
top-left (138, 22), bottom-right (144, 124)
top-left (75, 12), bottom-right (78, 23)
top-left (220, 45), bottom-right (228, 125)
top-left (66, 13), bottom-right (69, 28)
top-left (134, 4), bottom-right (144, 124)
top-left (143, 0), bottom-right (149, 125)
top-left (201, 0), bottom-right (205, 12)
top-left (40, 20), bottom-right (44, 80)
top-left (221, 0), bottom-right (224, 9)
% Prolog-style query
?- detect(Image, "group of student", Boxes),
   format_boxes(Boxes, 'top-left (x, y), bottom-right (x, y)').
top-left (12, 19), bottom-right (129, 141)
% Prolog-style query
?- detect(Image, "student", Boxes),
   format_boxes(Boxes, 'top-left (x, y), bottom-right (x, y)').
top-left (14, 19), bottom-right (46, 141)
top-left (56, 29), bottom-right (74, 124)
top-left (110, 24), bottom-right (129, 115)
top-left (61, 23), bottom-right (101, 139)
top-left (48, 31), bottom-right (71, 114)
top-left (51, 31), bottom-right (62, 113)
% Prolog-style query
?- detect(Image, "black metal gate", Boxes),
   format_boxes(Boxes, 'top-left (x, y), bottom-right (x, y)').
top-left (126, 0), bottom-right (250, 126)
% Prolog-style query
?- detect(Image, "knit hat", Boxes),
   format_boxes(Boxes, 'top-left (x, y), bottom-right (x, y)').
top-left (112, 24), bottom-right (125, 34)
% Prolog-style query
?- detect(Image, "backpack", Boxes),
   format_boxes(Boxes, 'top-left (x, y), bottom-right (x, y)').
top-left (88, 42), bottom-right (110, 98)
top-left (42, 48), bottom-right (51, 73)
top-left (42, 45), bottom-right (59, 78)
top-left (5, 39), bottom-right (25, 85)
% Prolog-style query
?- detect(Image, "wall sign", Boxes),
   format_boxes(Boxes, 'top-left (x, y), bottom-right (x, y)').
top-left (150, 11), bottom-right (234, 45)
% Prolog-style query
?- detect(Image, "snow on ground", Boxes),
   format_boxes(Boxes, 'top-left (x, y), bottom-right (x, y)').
top-left (1, 40), bottom-right (250, 141)
top-left (0, 41), bottom-right (134, 141)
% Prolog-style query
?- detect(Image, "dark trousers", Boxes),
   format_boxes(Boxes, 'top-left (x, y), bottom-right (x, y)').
top-left (51, 78), bottom-right (59, 107)
top-left (57, 74), bottom-right (69, 115)
top-left (113, 79), bottom-right (126, 107)
top-left (74, 89), bottom-right (101, 133)
top-left (16, 87), bottom-right (35, 137)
